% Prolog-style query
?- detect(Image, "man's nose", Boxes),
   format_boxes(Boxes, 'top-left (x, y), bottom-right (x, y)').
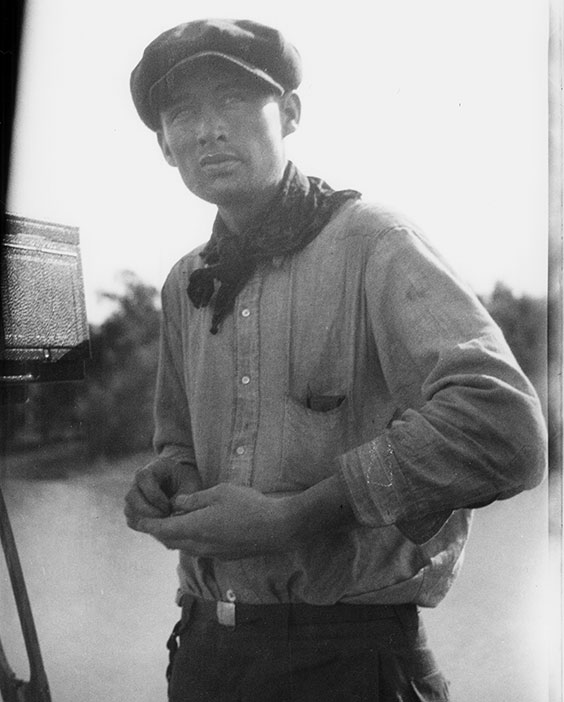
top-left (195, 104), bottom-right (226, 146)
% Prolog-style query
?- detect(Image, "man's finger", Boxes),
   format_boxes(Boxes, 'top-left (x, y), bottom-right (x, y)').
top-left (135, 467), bottom-right (171, 513)
top-left (172, 488), bottom-right (215, 513)
top-left (150, 535), bottom-right (242, 560)
top-left (124, 497), bottom-right (164, 530)
top-left (124, 483), bottom-right (168, 517)
top-left (136, 513), bottom-right (198, 539)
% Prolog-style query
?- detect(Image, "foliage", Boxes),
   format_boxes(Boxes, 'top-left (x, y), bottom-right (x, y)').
top-left (78, 272), bottom-right (161, 456)
top-left (483, 283), bottom-right (547, 406)
top-left (2, 275), bottom-right (548, 461)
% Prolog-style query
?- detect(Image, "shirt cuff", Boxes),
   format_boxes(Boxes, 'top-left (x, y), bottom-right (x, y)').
top-left (338, 436), bottom-right (452, 545)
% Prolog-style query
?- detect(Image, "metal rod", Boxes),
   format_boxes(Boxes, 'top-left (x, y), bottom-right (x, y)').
top-left (0, 635), bottom-right (24, 702)
top-left (0, 484), bottom-right (52, 702)
top-left (0, 376), bottom-right (37, 385)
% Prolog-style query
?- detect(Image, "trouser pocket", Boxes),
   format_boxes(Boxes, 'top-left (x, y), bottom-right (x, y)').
top-left (166, 595), bottom-right (195, 683)
top-left (388, 609), bottom-right (450, 701)
top-left (166, 619), bottom-right (183, 684)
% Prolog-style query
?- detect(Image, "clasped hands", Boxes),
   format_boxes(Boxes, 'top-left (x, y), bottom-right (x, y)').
top-left (124, 458), bottom-right (353, 560)
top-left (124, 458), bottom-right (303, 559)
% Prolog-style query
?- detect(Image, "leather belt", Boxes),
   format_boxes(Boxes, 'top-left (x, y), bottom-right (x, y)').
top-left (181, 595), bottom-right (417, 629)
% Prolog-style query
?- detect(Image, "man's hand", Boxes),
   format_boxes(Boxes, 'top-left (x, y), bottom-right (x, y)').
top-left (133, 483), bottom-right (291, 559)
top-left (124, 457), bottom-right (202, 531)
top-left (133, 474), bottom-right (355, 560)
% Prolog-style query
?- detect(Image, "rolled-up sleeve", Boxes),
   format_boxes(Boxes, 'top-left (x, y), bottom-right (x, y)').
top-left (339, 226), bottom-right (547, 543)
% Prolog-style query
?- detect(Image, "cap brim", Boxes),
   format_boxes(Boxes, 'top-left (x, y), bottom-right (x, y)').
top-left (149, 50), bottom-right (285, 114)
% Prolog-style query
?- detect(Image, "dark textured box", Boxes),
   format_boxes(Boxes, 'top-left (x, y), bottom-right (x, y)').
top-left (1, 214), bottom-right (90, 384)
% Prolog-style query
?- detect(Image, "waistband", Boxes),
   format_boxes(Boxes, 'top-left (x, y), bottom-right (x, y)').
top-left (180, 594), bottom-right (418, 629)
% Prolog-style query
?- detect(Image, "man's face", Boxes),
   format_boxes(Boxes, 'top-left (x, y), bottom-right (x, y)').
top-left (157, 61), bottom-right (298, 209)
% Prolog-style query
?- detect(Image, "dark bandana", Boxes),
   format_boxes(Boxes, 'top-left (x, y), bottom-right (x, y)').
top-left (187, 162), bottom-right (361, 334)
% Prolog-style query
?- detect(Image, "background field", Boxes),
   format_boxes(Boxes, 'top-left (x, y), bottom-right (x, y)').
top-left (0, 450), bottom-right (553, 702)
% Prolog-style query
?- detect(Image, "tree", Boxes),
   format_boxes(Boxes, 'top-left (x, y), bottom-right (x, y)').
top-left (4, 274), bottom-right (548, 462)
top-left (484, 283), bottom-right (547, 407)
top-left (78, 272), bottom-right (161, 457)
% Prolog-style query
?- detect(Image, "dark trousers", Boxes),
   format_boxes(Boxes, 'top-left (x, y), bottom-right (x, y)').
top-left (167, 597), bottom-right (450, 702)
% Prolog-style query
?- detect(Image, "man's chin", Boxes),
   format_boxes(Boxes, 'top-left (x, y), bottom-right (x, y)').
top-left (190, 181), bottom-right (252, 207)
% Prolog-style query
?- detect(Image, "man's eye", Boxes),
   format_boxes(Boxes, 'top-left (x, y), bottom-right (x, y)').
top-left (222, 93), bottom-right (245, 106)
top-left (169, 107), bottom-right (196, 122)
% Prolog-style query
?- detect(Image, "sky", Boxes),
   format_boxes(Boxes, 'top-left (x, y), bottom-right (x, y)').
top-left (7, 0), bottom-right (550, 324)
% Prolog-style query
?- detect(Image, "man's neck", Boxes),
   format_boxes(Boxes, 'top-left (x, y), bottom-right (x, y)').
top-left (216, 177), bottom-right (285, 235)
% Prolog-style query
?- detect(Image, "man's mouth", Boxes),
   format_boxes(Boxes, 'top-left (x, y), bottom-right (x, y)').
top-left (199, 153), bottom-right (239, 168)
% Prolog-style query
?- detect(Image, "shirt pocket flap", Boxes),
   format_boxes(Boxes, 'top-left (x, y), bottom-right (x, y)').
top-left (279, 394), bottom-right (349, 488)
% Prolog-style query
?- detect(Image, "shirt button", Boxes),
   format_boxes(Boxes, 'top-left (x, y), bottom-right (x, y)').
top-left (226, 589), bottom-right (236, 602)
top-left (241, 375), bottom-right (251, 385)
top-left (241, 308), bottom-right (251, 318)
top-left (235, 446), bottom-right (245, 456)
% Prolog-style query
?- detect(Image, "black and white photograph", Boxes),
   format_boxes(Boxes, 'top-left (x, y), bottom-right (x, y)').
top-left (1, 1), bottom-right (560, 701)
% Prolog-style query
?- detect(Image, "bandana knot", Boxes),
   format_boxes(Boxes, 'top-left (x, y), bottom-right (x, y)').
top-left (187, 162), bottom-right (361, 333)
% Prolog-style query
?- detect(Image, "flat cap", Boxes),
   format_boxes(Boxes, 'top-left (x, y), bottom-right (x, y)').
top-left (131, 19), bottom-right (302, 131)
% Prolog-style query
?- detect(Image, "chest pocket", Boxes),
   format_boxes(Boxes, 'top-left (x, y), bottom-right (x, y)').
top-left (279, 394), bottom-right (350, 488)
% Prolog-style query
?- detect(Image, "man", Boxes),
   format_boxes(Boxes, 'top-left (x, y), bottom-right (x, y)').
top-left (125, 19), bottom-right (547, 701)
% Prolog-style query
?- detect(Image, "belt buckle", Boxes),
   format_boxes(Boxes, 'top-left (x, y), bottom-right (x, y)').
top-left (217, 601), bottom-right (236, 627)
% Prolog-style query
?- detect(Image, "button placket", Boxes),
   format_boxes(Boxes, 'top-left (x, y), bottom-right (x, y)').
top-left (225, 277), bottom-right (262, 484)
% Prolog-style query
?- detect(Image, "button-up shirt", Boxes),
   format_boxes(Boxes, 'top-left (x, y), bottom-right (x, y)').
top-left (152, 199), bottom-right (547, 607)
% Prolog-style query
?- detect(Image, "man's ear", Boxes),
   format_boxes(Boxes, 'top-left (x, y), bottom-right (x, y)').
top-left (157, 130), bottom-right (177, 167)
top-left (280, 92), bottom-right (301, 138)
